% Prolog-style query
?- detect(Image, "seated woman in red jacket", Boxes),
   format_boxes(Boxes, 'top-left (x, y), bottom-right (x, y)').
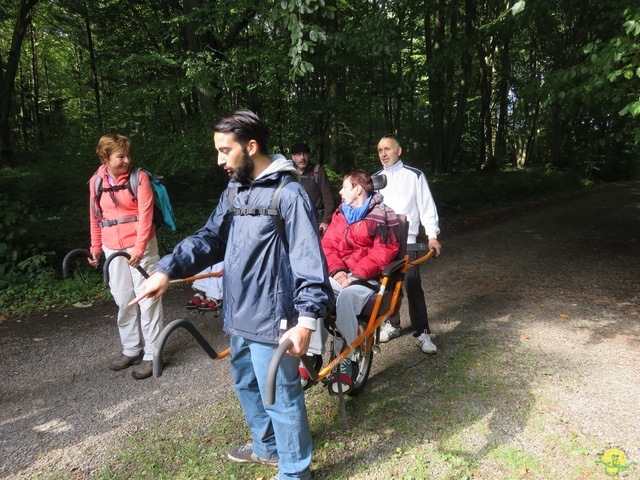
top-left (318, 169), bottom-right (400, 394)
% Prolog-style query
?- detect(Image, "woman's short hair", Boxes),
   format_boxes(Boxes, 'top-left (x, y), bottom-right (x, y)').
top-left (345, 169), bottom-right (374, 196)
top-left (96, 134), bottom-right (131, 164)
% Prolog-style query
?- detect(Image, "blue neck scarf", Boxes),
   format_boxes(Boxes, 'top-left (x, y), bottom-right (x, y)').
top-left (342, 195), bottom-right (372, 224)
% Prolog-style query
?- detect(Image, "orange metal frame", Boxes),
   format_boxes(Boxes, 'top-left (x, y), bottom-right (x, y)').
top-left (313, 247), bottom-right (436, 383)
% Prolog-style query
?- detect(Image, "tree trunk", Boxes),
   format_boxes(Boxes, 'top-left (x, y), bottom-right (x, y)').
top-left (325, 0), bottom-right (339, 168)
top-left (29, 25), bottom-right (43, 146)
top-left (444, 0), bottom-right (474, 172)
top-left (494, 38), bottom-right (510, 165)
top-left (477, 42), bottom-right (494, 169)
top-left (425, 0), bottom-right (445, 174)
top-left (0, 0), bottom-right (40, 165)
top-left (83, 3), bottom-right (102, 131)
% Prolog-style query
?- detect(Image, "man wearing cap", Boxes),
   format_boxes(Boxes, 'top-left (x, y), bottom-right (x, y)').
top-left (290, 143), bottom-right (335, 235)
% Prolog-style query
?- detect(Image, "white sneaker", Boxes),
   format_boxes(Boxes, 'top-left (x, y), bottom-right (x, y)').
top-left (379, 321), bottom-right (400, 343)
top-left (416, 332), bottom-right (437, 354)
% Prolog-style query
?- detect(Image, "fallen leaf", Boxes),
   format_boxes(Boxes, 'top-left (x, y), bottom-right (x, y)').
top-left (520, 334), bottom-right (531, 339)
top-left (72, 302), bottom-right (93, 308)
top-left (518, 466), bottom-right (528, 476)
top-left (560, 313), bottom-right (569, 319)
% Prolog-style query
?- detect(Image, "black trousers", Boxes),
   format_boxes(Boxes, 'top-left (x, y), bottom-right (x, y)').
top-left (390, 250), bottom-right (430, 334)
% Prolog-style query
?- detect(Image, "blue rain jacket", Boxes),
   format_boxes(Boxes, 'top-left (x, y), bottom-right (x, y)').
top-left (156, 156), bottom-right (333, 344)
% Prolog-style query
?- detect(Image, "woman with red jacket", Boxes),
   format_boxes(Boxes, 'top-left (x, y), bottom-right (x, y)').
top-left (318, 169), bottom-right (400, 394)
top-left (88, 134), bottom-right (163, 380)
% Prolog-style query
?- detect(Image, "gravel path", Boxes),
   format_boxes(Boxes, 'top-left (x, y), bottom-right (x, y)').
top-left (1, 181), bottom-right (639, 479)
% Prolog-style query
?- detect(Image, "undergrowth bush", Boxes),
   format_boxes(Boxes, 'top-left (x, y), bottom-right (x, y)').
top-left (0, 195), bottom-right (108, 318)
top-left (0, 266), bottom-right (108, 317)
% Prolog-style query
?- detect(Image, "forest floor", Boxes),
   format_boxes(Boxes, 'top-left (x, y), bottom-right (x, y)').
top-left (1, 181), bottom-right (639, 479)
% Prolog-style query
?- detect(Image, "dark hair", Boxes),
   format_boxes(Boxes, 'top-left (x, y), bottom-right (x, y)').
top-left (344, 169), bottom-right (374, 196)
top-left (379, 134), bottom-right (400, 148)
top-left (290, 142), bottom-right (311, 154)
top-left (213, 109), bottom-right (269, 154)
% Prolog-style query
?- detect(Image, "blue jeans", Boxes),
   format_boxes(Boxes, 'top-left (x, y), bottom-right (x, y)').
top-left (230, 335), bottom-right (312, 480)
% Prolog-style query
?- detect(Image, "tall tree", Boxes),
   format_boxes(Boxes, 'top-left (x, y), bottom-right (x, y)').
top-left (0, 0), bottom-right (39, 165)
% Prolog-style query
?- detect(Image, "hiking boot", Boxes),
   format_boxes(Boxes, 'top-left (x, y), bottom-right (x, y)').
top-left (227, 443), bottom-right (278, 468)
top-left (299, 354), bottom-right (323, 390)
top-left (379, 321), bottom-right (400, 343)
top-left (328, 358), bottom-right (354, 396)
top-left (131, 360), bottom-right (153, 380)
top-left (416, 332), bottom-right (437, 354)
top-left (109, 352), bottom-right (143, 371)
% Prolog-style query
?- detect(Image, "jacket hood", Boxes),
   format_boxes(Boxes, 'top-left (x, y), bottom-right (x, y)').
top-left (256, 154), bottom-right (300, 180)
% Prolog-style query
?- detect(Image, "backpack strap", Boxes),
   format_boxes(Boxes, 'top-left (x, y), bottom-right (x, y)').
top-left (91, 169), bottom-right (139, 228)
top-left (313, 164), bottom-right (320, 183)
top-left (225, 174), bottom-right (295, 251)
top-left (127, 167), bottom-right (141, 200)
top-left (270, 175), bottom-right (295, 245)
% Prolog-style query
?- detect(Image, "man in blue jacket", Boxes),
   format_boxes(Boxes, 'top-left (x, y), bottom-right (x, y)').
top-left (132, 110), bottom-right (333, 480)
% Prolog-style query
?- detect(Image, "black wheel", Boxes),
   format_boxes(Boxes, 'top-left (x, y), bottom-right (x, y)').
top-left (347, 323), bottom-right (374, 396)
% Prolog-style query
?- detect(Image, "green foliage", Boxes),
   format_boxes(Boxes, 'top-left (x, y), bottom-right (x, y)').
top-left (0, 262), bottom-right (108, 318)
top-left (431, 168), bottom-right (585, 218)
top-left (0, 194), bottom-right (41, 280)
top-left (3, 0), bottom-right (640, 317)
top-left (0, 191), bottom-right (107, 318)
top-left (275, 0), bottom-right (334, 78)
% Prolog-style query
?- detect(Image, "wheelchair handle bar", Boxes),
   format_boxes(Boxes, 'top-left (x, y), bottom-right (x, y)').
top-left (153, 319), bottom-right (230, 377)
top-left (103, 251), bottom-right (150, 283)
top-left (265, 339), bottom-right (318, 405)
top-left (62, 248), bottom-right (92, 279)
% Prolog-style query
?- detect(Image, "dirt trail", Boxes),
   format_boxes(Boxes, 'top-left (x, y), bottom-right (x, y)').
top-left (1, 182), bottom-right (639, 479)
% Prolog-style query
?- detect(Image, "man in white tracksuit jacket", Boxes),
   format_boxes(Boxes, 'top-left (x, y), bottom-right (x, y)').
top-left (375, 135), bottom-right (442, 354)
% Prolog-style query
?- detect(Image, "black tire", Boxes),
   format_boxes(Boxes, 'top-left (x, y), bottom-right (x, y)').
top-left (347, 323), bottom-right (374, 396)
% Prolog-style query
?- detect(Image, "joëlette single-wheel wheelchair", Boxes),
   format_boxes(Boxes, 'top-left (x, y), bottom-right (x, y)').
top-left (265, 215), bottom-right (435, 407)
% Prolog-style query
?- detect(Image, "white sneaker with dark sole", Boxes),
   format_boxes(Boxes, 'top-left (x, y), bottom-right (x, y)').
top-left (379, 321), bottom-right (400, 343)
top-left (416, 332), bottom-right (437, 354)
